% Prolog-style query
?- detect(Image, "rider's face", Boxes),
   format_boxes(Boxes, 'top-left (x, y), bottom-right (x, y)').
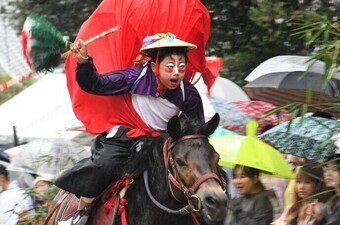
top-left (152, 54), bottom-right (186, 89)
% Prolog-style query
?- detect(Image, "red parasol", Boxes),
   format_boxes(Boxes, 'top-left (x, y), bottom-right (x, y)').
top-left (65, 0), bottom-right (212, 134)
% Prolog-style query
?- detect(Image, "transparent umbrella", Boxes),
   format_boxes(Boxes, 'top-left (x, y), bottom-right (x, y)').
top-left (6, 138), bottom-right (90, 178)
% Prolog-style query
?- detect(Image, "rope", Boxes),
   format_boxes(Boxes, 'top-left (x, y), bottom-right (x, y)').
top-left (104, 177), bottom-right (131, 213)
top-left (119, 198), bottom-right (128, 225)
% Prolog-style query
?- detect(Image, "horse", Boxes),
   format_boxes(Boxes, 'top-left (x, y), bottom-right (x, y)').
top-left (46, 113), bottom-right (229, 225)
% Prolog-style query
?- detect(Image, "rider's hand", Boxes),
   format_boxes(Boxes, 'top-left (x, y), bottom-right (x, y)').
top-left (70, 40), bottom-right (88, 64)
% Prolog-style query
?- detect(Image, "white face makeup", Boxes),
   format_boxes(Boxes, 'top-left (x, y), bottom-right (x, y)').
top-left (154, 54), bottom-right (186, 90)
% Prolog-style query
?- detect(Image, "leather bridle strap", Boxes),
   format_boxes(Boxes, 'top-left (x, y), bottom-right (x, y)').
top-left (163, 134), bottom-right (207, 182)
top-left (164, 135), bottom-right (223, 199)
top-left (191, 173), bottom-right (222, 190)
top-left (143, 170), bottom-right (196, 215)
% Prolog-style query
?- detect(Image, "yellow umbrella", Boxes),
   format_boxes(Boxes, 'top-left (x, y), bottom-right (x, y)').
top-left (210, 120), bottom-right (294, 179)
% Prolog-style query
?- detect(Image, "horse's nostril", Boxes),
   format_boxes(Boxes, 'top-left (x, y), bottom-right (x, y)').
top-left (204, 195), bottom-right (227, 209)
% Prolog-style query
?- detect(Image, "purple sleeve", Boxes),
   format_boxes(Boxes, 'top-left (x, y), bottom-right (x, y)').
top-left (182, 80), bottom-right (205, 124)
top-left (75, 57), bottom-right (142, 95)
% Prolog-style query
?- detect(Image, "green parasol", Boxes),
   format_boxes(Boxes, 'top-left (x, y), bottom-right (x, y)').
top-left (21, 14), bottom-right (120, 73)
top-left (210, 120), bottom-right (295, 179)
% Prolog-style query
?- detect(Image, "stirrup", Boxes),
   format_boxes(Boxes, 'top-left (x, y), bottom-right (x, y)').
top-left (71, 209), bottom-right (89, 225)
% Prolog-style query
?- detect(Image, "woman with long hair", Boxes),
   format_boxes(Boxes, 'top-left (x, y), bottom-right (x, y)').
top-left (272, 163), bottom-right (326, 225)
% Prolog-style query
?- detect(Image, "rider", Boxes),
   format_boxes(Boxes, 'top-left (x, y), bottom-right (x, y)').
top-left (54, 33), bottom-right (205, 224)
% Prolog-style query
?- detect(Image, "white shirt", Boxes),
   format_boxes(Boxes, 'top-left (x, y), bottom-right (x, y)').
top-left (0, 180), bottom-right (34, 225)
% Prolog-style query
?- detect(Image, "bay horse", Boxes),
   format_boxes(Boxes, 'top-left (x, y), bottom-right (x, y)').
top-left (47, 113), bottom-right (229, 225)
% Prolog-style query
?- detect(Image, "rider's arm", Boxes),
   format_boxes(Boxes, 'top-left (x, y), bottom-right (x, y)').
top-left (75, 58), bottom-right (143, 96)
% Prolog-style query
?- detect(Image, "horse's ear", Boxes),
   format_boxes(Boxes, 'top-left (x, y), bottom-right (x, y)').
top-left (167, 115), bottom-right (181, 139)
top-left (200, 113), bottom-right (220, 136)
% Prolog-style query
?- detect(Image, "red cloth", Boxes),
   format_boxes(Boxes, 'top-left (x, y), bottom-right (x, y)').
top-left (65, 0), bottom-right (211, 134)
top-left (204, 57), bottom-right (223, 91)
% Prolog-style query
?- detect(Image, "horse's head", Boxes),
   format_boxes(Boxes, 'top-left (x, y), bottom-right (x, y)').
top-left (165, 113), bottom-right (228, 224)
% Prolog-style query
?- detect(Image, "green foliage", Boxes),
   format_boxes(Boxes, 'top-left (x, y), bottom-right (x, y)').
top-left (292, 13), bottom-right (339, 84)
top-left (202, 0), bottom-right (339, 86)
top-left (4, 0), bottom-right (339, 107)
top-left (17, 185), bottom-right (59, 225)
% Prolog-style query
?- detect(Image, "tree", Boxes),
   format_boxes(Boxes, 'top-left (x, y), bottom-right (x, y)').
top-left (5, 0), bottom-right (339, 88)
top-left (202, 0), bottom-right (339, 86)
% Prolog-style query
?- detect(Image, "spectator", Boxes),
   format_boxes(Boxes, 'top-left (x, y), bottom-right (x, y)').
top-left (32, 176), bottom-right (58, 225)
top-left (272, 163), bottom-right (326, 225)
top-left (0, 164), bottom-right (34, 225)
top-left (261, 176), bottom-right (285, 220)
top-left (225, 165), bottom-right (273, 225)
top-left (33, 176), bottom-right (56, 208)
top-left (309, 153), bottom-right (340, 225)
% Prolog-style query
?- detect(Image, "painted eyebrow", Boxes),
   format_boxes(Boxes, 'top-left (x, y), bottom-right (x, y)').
top-left (169, 55), bottom-right (183, 61)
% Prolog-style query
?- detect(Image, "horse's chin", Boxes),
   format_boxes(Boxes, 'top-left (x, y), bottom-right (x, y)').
top-left (200, 208), bottom-right (227, 225)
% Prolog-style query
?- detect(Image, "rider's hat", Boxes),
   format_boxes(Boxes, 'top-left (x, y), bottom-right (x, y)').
top-left (140, 33), bottom-right (196, 54)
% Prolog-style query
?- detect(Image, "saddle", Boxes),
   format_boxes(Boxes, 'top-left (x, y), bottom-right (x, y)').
top-left (55, 176), bottom-right (133, 225)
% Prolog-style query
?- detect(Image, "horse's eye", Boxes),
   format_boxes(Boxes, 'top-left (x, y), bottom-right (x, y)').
top-left (175, 159), bottom-right (187, 167)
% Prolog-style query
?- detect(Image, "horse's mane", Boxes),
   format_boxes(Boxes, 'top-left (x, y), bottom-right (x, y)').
top-left (122, 114), bottom-right (204, 178)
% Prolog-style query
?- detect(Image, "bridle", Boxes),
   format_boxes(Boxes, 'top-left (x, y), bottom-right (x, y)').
top-left (143, 134), bottom-right (228, 216)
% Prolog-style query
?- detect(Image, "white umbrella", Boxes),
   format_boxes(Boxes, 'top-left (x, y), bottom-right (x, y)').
top-left (0, 71), bottom-right (81, 139)
top-left (245, 55), bottom-right (329, 82)
top-left (243, 55), bottom-right (340, 118)
top-left (195, 75), bottom-right (249, 102)
top-left (194, 73), bottom-right (249, 121)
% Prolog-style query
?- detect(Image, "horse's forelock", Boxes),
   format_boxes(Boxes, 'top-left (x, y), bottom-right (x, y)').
top-left (174, 115), bottom-right (203, 138)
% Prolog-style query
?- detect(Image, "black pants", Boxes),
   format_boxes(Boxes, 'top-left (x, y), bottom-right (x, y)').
top-left (54, 127), bottom-right (136, 198)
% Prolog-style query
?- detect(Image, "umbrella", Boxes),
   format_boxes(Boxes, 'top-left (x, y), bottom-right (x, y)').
top-left (245, 55), bottom-right (327, 82)
top-left (243, 55), bottom-right (340, 118)
top-left (6, 138), bottom-right (91, 178)
top-left (210, 99), bottom-right (290, 135)
top-left (194, 72), bottom-right (250, 122)
top-left (0, 150), bottom-right (10, 163)
top-left (210, 127), bottom-right (238, 138)
top-left (259, 116), bottom-right (339, 163)
top-left (209, 120), bottom-right (294, 179)
top-left (194, 57), bottom-right (250, 102)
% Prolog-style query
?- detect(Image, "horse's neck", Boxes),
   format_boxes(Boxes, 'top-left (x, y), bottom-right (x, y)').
top-left (125, 167), bottom-right (196, 225)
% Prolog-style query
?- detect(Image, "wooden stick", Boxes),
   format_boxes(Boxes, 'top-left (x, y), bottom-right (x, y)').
top-left (60, 26), bottom-right (120, 59)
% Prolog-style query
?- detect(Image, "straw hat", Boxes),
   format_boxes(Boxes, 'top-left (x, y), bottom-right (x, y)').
top-left (140, 33), bottom-right (197, 53)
